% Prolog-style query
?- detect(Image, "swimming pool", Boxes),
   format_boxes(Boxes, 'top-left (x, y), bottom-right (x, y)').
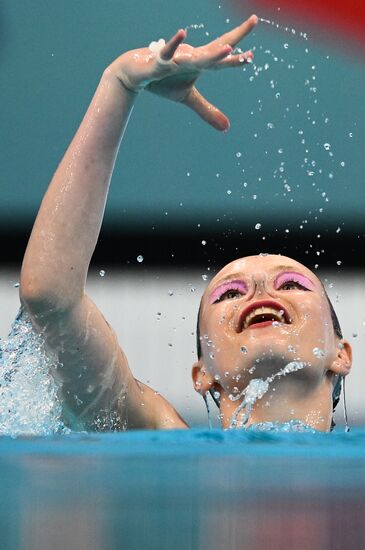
top-left (1, 428), bottom-right (364, 550)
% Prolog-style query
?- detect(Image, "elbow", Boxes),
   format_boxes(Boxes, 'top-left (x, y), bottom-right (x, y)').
top-left (19, 277), bottom-right (60, 318)
top-left (19, 274), bottom-right (80, 319)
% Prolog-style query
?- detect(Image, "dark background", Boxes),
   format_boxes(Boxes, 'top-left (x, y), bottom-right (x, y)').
top-left (0, 0), bottom-right (364, 271)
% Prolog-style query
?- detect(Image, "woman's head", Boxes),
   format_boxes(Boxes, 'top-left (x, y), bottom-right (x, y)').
top-left (192, 254), bottom-right (352, 430)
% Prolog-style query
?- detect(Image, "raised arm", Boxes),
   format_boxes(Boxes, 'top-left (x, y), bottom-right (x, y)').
top-left (20, 15), bottom-right (258, 430)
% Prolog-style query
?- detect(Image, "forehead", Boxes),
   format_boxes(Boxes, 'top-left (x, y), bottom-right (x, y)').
top-left (206, 254), bottom-right (321, 292)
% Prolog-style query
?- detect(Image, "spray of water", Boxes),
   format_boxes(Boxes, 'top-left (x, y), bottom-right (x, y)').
top-left (203, 391), bottom-right (213, 430)
top-left (229, 361), bottom-right (308, 429)
top-left (0, 308), bottom-right (68, 436)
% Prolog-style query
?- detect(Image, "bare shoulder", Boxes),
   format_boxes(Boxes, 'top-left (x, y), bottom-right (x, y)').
top-left (124, 380), bottom-right (189, 430)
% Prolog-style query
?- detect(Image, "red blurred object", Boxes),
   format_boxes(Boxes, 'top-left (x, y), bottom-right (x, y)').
top-left (229, 0), bottom-right (365, 47)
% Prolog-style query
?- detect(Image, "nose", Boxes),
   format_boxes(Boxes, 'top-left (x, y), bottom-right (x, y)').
top-left (248, 275), bottom-right (278, 301)
top-left (252, 276), bottom-right (267, 296)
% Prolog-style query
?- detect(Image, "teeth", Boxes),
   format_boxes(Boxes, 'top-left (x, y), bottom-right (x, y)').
top-left (243, 307), bottom-right (285, 328)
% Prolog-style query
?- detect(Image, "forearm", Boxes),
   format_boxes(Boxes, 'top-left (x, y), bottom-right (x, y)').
top-left (20, 68), bottom-right (137, 309)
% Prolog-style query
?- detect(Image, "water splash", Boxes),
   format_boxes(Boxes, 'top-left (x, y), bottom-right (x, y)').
top-left (343, 376), bottom-right (350, 433)
top-left (0, 309), bottom-right (67, 436)
top-left (258, 17), bottom-right (309, 41)
top-left (203, 391), bottom-right (213, 430)
top-left (229, 361), bottom-right (307, 429)
top-left (247, 419), bottom-right (317, 433)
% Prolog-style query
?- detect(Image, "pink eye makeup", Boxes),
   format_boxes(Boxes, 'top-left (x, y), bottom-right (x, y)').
top-left (275, 271), bottom-right (315, 291)
top-left (209, 280), bottom-right (248, 304)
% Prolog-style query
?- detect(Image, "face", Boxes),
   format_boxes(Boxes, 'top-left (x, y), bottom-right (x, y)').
top-left (198, 254), bottom-right (339, 398)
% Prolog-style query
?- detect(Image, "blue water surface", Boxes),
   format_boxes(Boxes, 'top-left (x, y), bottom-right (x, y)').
top-left (1, 428), bottom-right (365, 550)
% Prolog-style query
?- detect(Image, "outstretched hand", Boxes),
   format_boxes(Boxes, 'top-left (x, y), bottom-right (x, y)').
top-left (109, 15), bottom-right (258, 131)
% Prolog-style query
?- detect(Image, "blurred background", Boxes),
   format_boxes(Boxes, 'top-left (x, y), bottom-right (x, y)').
top-left (0, 0), bottom-right (364, 427)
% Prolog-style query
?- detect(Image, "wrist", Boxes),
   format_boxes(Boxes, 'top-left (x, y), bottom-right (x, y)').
top-left (103, 66), bottom-right (141, 97)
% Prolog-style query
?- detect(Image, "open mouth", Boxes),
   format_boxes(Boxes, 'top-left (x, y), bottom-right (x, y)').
top-left (239, 301), bottom-right (291, 331)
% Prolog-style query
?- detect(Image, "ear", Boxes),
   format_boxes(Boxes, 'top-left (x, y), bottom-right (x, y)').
top-left (191, 360), bottom-right (215, 395)
top-left (329, 340), bottom-right (352, 376)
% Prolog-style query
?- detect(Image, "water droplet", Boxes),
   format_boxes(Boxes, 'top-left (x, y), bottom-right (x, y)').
top-left (227, 189), bottom-right (232, 195)
top-left (202, 274), bottom-right (208, 281)
top-left (283, 43), bottom-right (289, 49)
top-left (236, 152), bottom-right (242, 158)
top-left (336, 260), bottom-right (342, 266)
top-left (313, 347), bottom-right (325, 358)
top-left (336, 227), bottom-right (341, 233)
top-left (352, 333), bottom-right (358, 338)
top-left (214, 374), bottom-right (221, 381)
top-left (240, 346), bottom-right (248, 354)
top-left (168, 343), bottom-right (173, 347)
top-left (255, 223), bottom-right (262, 230)
top-left (340, 161), bottom-right (345, 167)
top-left (13, 282), bottom-right (20, 288)
top-left (323, 143), bottom-right (331, 151)
top-left (267, 122), bottom-right (274, 129)
top-left (99, 270), bottom-right (106, 277)
top-left (213, 391), bottom-right (220, 400)
top-left (137, 255), bottom-right (144, 263)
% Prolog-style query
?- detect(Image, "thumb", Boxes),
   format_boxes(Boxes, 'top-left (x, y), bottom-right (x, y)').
top-left (182, 87), bottom-right (230, 131)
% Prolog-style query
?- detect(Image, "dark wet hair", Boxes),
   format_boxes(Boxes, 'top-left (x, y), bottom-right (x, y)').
top-left (196, 282), bottom-right (343, 426)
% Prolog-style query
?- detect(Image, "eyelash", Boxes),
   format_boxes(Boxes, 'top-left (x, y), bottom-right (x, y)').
top-left (214, 288), bottom-right (244, 303)
top-left (277, 277), bottom-right (310, 291)
top-left (213, 276), bottom-right (310, 303)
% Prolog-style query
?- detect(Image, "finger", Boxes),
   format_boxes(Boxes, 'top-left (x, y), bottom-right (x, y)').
top-left (194, 43), bottom-right (233, 69)
top-left (211, 14), bottom-right (258, 48)
top-left (213, 50), bottom-right (254, 69)
top-left (159, 29), bottom-right (186, 61)
top-left (182, 87), bottom-right (230, 132)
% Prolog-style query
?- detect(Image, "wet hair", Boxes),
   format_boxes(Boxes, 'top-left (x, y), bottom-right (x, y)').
top-left (195, 282), bottom-right (344, 426)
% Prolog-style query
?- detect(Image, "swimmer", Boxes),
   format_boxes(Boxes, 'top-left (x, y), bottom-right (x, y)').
top-left (19, 15), bottom-right (352, 432)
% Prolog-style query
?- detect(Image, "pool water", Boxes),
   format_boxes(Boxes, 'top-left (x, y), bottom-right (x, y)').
top-left (1, 428), bottom-right (365, 550)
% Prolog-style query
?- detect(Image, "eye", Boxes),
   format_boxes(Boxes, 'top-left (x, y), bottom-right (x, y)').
top-left (215, 289), bottom-right (243, 302)
top-left (209, 280), bottom-right (248, 304)
top-left (275, 271), bottom-right (314, 292)
top-left (279, 280), bottom-right (308, 291)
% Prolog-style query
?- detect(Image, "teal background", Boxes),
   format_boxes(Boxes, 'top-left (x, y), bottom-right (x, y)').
top-left (1, 0), bottom-right (364, 232)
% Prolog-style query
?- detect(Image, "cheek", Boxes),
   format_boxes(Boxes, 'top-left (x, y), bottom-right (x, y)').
top-left (200, 306), bottom-right (241, 372)
top-left (295, 297), bottom-right (336, 355)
